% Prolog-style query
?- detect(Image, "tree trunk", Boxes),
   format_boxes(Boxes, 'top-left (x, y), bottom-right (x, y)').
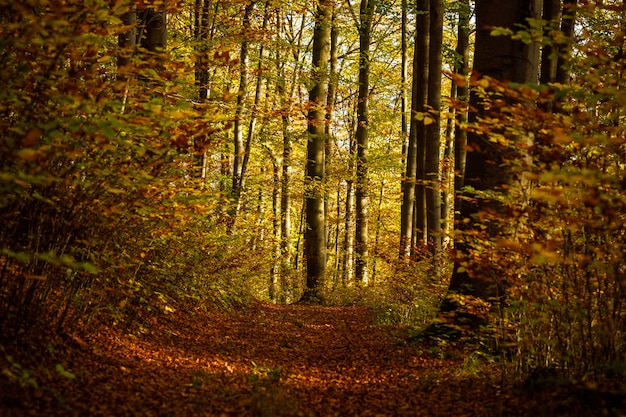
top-left (355, 0), bottom-right (375, 284)
top-left (400, 0), bottom-right (409, 168)
top-left (301, 0), bottom-right (332, 303)
top-left (540, 0), bottom-right (561, 86)
top-left (424, 0), bottom-right (443, 253)
top-left (413, 0), bottom-right (430, 253)
top-left (400, 0), bottom-right (429, 258)
top-left (239, 2), bottom-right (270, 197)
top-left (278, 11), bottom-right (305, 301)
top-left (443, 0), bottom-right (541, 318)
top-left (556, 0), bottom-right (578, 85)
top-left (229, 2), bottom-right (254, 233)
top-left (195, 0), bottom-right (212, 102)
top-left (454, 0), bottom-right (470, 208)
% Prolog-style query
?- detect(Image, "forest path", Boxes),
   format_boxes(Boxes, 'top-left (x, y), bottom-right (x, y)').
top-left (2, 302), bottom-right (583, 416)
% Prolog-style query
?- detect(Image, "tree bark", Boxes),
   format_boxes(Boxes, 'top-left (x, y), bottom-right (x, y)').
top-left (454, 0), bottom-right (470, 207)
top-left (540, 0), bottom-right (561, 86)
top-left (400, 0), bottom-right (429, 258)
top-left (443, 0), bottom-right (541, 316)
top-left (195, 0), bottom-right (212, 102)
top-left (400, 0), bottom-right (409, 168)
top-left (229, 3), bottom-right (254, 234)
top-left (301, 0), bottom-right (332, 303)
top-left (424, 0), bottom-right (444, 253)
top-left (556, 0), bottom-right (578, 85)
top-left (355, 0), bottom-right (374, 284)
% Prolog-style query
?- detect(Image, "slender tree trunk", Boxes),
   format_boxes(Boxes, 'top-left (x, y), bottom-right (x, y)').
top-left (556, 0), bottom-right (578, 85)
top-left (400, 0), bottom-right (409, 166)
top-left (355, 0), bottom-right (375, 284)
top-left (230, 3), bottom-right (254, 233)
top-left (325, 8), bottom-right (338, 260)
top-left (266, 146), bottom-right (281, 302)
top-left (194, 0), bottom-right (213, 178)
top-left (424, 0), bottom-right (443, 253)
top-left (343, 133), bottom-right (356, 285)
top-left (454, 0), bottom-right (470, 209)
top-left (302, 0), bottom-right (332, 303)
top-left (442, 82), bottom-right (455, 246)
top-left (239, 2), bottom-right (270, 195)
top-left (196, 0), bottom-right (212, 102)
top-left (540, 0), bottom-right (561, 86)
top-left (278, 10), bottom-right (305, 301)
top-left (414, 0), bottom-right (430, 253)
top-left (400, 0), bottom-right (429, 258)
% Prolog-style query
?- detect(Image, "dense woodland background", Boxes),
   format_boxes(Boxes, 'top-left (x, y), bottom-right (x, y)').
top-left (1, 0), bottom-right (625, 409)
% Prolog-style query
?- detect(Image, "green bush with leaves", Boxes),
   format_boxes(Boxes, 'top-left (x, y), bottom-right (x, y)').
top-left (0, 0), bottom-right (233, 337)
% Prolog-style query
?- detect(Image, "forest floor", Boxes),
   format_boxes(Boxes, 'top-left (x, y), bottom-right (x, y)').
top-left (1, 300), bottom-right (624, 417)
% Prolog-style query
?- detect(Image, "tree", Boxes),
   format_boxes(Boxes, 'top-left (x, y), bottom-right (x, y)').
top-left (354, 0), bottom-right (376, 284)
top-left (442, 0), bottom-right (541, 319)
top-left (302, 0), bottom-right (333, 303)
top-left (277, 9), bottom-right (306, 301)
top-left (400, 0), bottom-right (429, 258)
top-left (555, 0), bottom-right (577, 85)
top-left (195, 0), bottom-right (213, 102)
top-left (229, 2), bottom-right (254, 233)
top-left (424, 0), bottom-right (444, 253)
top-left (443, 0), bottom-right (470, 243)
top-left (453, 0), bottom-right (470, 208)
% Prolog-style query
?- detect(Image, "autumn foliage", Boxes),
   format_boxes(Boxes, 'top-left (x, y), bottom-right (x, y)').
top-left (1, 1), bottom-right (626, 416)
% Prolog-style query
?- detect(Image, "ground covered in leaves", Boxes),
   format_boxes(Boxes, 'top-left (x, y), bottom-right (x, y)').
top-left (1, 301), bottom-right (625, 416)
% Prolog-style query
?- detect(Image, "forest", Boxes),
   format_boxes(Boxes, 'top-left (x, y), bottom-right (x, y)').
top-left (1, 0), bottom-right (625, 415)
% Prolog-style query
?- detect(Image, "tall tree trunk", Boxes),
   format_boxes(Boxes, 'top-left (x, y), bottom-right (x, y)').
top-left (424, 0), bottom-right (443, 253)
top-left (239, 2), bottom-right (270, 196)
top-left (400, 0), bottom-right (409, 166)
top-left (413, 0), bottom-right (430, 253)
top-left (229, 2), bottom-right (254, 233)
top-left (301, 0), bottom-right (332, 303)
top-left (278, 10), bottom-right (305, 301)
top-left (443, 0), bottom-right (541, 317)
top-left (400, 0), bottom-right (429, 258)
top-left (195, 0), bottom-right (212, 102)
top-left (343, 133), bottom-right (356, 285)
top-left (325, 8), bottom-right (338, 264)
top-left (355, 0), bottom-right (375, 284)
top-left (454, 0), bottom-right (470, 209)
top-left (194, 0), bottom-right (213, 178)
top-left (540, 0), bottom-right (561, 86)
top-left (266, 146), bottom-right (281, 302)
top-left (556, 0), bottom-right (578, 85)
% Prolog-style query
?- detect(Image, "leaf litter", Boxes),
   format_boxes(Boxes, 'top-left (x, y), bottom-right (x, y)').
top-left (1, 301), bottom-right (623, 416)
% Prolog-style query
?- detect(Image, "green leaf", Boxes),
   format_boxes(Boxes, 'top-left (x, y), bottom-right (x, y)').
top-left (490, 27), bottom-right (514, 37)
top-left (55, 364), bottom-right (76, 380)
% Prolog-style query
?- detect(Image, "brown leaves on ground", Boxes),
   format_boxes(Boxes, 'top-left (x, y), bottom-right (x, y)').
top-left (1, 301), bottom-right (624, 416)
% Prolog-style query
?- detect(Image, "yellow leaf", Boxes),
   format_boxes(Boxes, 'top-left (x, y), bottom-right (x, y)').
top-left (17, 148), bottom-right (45, 161)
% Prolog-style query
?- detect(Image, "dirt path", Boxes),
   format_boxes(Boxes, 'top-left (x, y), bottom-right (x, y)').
top-left (0, 302), bottom-right (607, 416)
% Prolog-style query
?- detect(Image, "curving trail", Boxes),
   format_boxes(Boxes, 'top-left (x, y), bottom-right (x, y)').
top-left (0, 302), bottom-right (609, 416)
